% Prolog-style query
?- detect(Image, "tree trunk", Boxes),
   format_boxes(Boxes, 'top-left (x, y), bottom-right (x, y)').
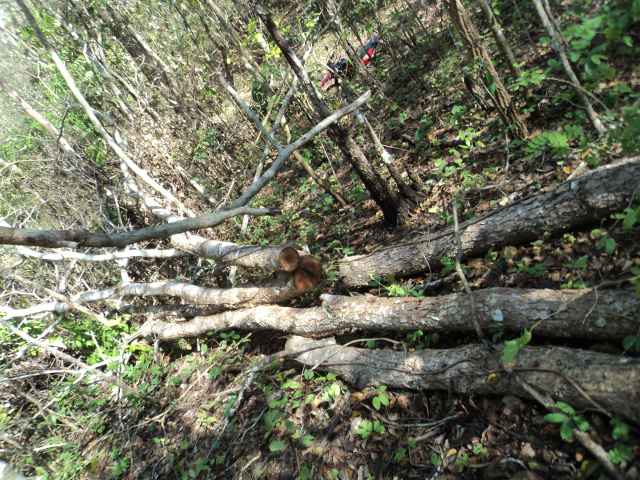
top-left (286, 336), bottom-right (640, 423)
top-left (340, 155), bottom-right (640, 286)
top-left (255, 2), bottom-right (403, 225)
top-left (142, 287), bottom-right (639, 341)
top-left (105, 272), bottom-right (316, 307)
top-left (531, 0), bottom-right (606, 135)
top-left (476, 0), bottom-right (521, 80)
top-left (445, 0), bottom-right (529, 139)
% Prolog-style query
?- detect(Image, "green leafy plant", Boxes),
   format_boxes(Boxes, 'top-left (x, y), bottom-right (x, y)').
top-left (407, 330), bottom-right (436, 350)
top-left (544, 401), bottom-right (590, 441)
top-left (269, 440), bottom-right (286, 452)
top-left (394, 448), bottom-right (407, 463)
top-left (357, 419), bottom-right (385, 439)
top-left (473, 443), bottom-right (487, 455)
top-left (623, 329), bottom-right (640, 353)
top-left (501, 330), bottom-right (532, 362)
top-left (300, 466), bottom-right (315, 480)
top-left (457, 450), bottom-right (469, 471)
top-left (562, 255), bottom-right (590, 289)
top-left (372, 386), bottom-right (390, 411)
top-left (440, 256), bottom-right (467, 273)
top-left (523, 131), bottom-right (570, 162)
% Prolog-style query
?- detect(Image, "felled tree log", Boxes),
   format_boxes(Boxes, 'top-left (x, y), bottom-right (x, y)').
top-left (79, 272), bottom-right (318, 310)
top-left (184, 240), bottom-right (312, 272)
top-left (340, 156), bottom-right (640, 286)
top-left (141, 287), bottom-right (638, 341)
top-left (285, 336), bottom-right (640, 423)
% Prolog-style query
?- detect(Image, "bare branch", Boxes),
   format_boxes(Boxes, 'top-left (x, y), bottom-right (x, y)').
top-left (0, 206), bottom-right (280, 248)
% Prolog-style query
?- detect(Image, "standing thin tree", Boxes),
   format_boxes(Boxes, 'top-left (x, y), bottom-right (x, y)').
top-left (475, 0), bottom-right (521, 81)
top-left (531, 0), bottom-right (606, 135)
top-left (445, 0), bottom-right (529, 140)
top-left (254, 1), bottom-right (403, 225)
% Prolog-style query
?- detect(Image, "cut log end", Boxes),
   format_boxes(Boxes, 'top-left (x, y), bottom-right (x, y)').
top-left (294, 255), bottom-right (322, 293)
top-left (279, 247), bottom-right (300, 272)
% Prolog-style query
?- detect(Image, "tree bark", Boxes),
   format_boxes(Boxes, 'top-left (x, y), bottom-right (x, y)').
top-left (141, 287), bottom-right (638, 341)
top-left (106, 272), bottom-right (314, 307)
top-left (340, 155), bottom-right (640, 286)
top-left (255, 2), bottom-right (403, 225)
top-left (178, 241), bottom-right (315, 272)
top-left (445, 0), bottom-right (529, 139)
top-left (285, 336), bottom-right (640, 423)
top-left (476, 0), bottom-right (521, 80)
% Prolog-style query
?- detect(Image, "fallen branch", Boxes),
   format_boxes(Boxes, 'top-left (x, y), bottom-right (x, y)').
top-left (141, 287), bottom-right (639, 341)
top-left (0, 206), bottom-right (280, 248)
top-left (0, 246), bottom-right (188, 262)
top-left (284, 336), bottom-right (640, 424)
top-left (340, 156), bottom-right (640, 286)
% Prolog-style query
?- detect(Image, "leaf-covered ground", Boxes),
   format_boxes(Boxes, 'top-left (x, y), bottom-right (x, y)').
top-left (2, 0), bottom-right (640, 479)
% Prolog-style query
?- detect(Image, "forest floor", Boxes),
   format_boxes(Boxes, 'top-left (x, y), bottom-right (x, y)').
top-left (93, 3), bottom-right (640, 478)
top-left (3, 1), bottom-right (640, 479)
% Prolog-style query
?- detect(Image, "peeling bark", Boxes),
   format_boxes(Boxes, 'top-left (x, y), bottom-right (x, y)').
top-left (142, 287), bottom-right (638, 341)
top-left (286, 336), bottom-right (640, 423)
top-left (340, 156), bottom-right (640, 286)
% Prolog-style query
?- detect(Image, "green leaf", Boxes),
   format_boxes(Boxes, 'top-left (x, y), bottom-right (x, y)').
top-left (608, 444), bottom-right (632, 464)
top-left (269, 440), bottom-right (286, 451)
top-left (565, 255), bottom-right (588, 269)
top-left (300, 435), bottom-right (315, 446)
top-left (544, 412), bottom-right (569, 423)
top-left (560, 421), bottom-right (574, 441)
top-left (611, 418), bottom-right (629, 441)
top-left (501, 342), bottom-right (520, 363)
top-left (557, 402), bottom-right (576, 415)
top-left (373, 420), bottom-right (385, 433)
top-left (574, 414), bottom-right (590, 431)
top-left (201, 344), bottom-right (208, 354)
top-left (106, 361), bottom-right (121, 371)
top-left (284, 420), bottom-right (297, 431)
top-left (394, 448), bottom-right (406, 462)
top-left (580, 459), bottom-right (600, 479)
top-left (622, 335), bottom-right (637, 351)
top-left (430, 452), bottom-right (441, 465)
top-left (622, 208), bottom-right (637, 230)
